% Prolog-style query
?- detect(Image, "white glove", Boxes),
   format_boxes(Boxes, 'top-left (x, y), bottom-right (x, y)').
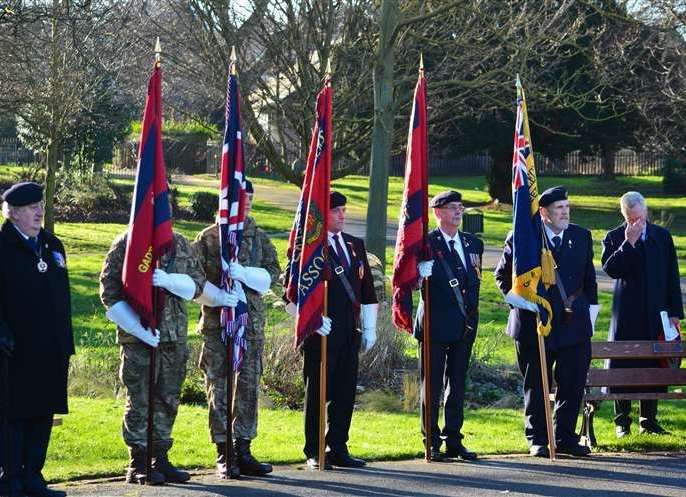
top-left (316, 315), bottom-right (332, 336)
top-left (589, 304), bottom-right (601, 334)
top-left (285, 302), bottom-right (297, 317)
top-left (361, 303), bottom-right (379, 352)
top-left (418, 260), bottom-right (434, 278)
top-left (153, 269), bottom-right (196, 301)
top-left (505, 291), bottom-right (539, 313)
top-left (105, 301), bottom-right (160, 348)
top-left (195, 281), bottom-right (238, 308)
top-left (229, 262), bottom-right (271, 294)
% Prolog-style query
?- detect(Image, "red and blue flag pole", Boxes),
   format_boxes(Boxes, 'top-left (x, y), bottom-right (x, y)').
top-left (122, 38), bottom-right (174, 484)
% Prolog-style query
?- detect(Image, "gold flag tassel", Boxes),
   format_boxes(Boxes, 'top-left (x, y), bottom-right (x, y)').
top-left (512, 268), bottom-right (553, 337)
top-left (540, 231), bottom-right (556, 288)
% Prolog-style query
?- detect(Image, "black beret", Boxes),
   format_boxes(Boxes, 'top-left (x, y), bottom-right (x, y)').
top-left (244, 179), bottom-right (254, 193)
top-left (539, 186), bottom-right (568, 207)
top-left (430, 190), bottom-right (462, 208)
top-left (330, 191), bottom-right (347, 209)
top-left (2, 182), bottom-right (43, 207)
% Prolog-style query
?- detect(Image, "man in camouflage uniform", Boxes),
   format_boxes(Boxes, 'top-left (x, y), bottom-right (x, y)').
top-left (193, 180), bottom-right (281, 478)
top-left (100, 231), bottom-right (212, 485)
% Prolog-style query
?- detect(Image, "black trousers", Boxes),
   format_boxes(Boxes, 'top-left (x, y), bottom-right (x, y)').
top-left (610, 358), bottom-right (662, 428)
top-left (302, 336), bottom-right (359, 458)
top-left (419, 340), bottom-right (473, 449)
top-left (0, 415), bottom-right (53, 492)
top-left (515, 338), bottom-right (591, 447)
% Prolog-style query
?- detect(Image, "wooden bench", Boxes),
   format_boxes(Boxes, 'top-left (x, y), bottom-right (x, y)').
top-left (579, 340), bottom-right (686, 447)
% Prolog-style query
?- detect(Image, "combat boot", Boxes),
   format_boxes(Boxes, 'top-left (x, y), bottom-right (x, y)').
top-left (152, 446), bottom-right (190, 483)
top-left (125, 447), bottom-right (165, 485)
top-left (235, 438), bottom-right (272, 476)
top-left (215, 443), bottom-right (240, 479)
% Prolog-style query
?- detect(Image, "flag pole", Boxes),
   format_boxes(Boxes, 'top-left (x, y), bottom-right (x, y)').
top-left (417, 54), bottom-right (432, 463)
top-left (223, 45), bottom-right (240, 480)
top-left (537, 333), bottom-right (556, 460)
top-left (317, 59), bottom-right (333, 471)
top-left (146, 37), bottom-right (162, 485)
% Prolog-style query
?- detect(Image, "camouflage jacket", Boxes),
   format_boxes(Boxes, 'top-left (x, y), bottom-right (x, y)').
top-left (100, 232), bottom-right (205, 344)
top-left (192, 217), bottom-right (281, 340)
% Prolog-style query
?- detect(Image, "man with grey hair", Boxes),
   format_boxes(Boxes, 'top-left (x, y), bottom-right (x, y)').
top-left (602, 191), bottom-right (683, 437)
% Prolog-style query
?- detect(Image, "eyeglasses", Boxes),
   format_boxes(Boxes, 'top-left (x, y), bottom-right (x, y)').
top-left (441, 203), bottom-right (465, 212)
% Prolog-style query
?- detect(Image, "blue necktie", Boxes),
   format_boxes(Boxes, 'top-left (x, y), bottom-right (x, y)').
top-left (552, 236), bottom-right (562, 252)
top-left (333, 234), bottom-right (349, 270)
top-left (28, 236), bottom-right (38, 251)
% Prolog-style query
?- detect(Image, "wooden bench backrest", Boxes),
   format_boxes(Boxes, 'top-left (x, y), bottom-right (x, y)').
top-left (590, 340), bottom-right (686, 360)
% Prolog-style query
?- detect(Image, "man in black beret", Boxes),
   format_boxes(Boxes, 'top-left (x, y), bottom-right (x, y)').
top-left (285, 190), bottom-right (378, 469)
top-left (412, 190), bottom-right (483, 461)
top-left (495, 185), bottom-right (598, 457)
top-left (0, 182), bottom-right (73, 497)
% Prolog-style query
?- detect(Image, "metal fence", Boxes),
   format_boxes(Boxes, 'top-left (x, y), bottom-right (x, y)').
top-left (0, 137), bottom-right (38, 165)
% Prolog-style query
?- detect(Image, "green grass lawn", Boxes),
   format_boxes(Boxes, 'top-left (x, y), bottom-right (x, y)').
top-left (47, 396), bottom-right (686, 483)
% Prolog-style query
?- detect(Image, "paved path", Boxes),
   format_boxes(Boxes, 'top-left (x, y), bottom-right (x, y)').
top-left (60, 453), bottom-right (686, 497)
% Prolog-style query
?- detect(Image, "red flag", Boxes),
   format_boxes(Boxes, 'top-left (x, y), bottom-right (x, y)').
top-left (286, 77), bottom-right (333, 347)
top-left (391, 65), bottom-right (429, 333)
top-left (122, 63), bottom-right (173, 327)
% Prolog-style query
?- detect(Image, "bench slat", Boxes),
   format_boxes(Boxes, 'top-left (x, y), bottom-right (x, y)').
top-left (585, 392), bottom-right (685, 401)
top-left (586, 368), bottom-right (686, 387)
top-left (591, 341), bottom-right (686, 359)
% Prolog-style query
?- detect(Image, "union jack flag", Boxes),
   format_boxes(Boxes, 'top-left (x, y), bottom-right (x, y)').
top-left (512, 92), bottom-right (530, 191)
top-left (218, 56), bottom-right (249, 371)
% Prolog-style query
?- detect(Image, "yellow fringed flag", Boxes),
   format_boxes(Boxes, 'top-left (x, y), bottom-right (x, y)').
top-left (505, 76), bottom-right (553, 336)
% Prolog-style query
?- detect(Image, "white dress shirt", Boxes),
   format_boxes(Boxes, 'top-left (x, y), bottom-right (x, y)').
top-left (328, 231), bottom-right (351, 266)
top-left (544, 223), bottom-right (565, 249)
top-left (439, 228), bottom-right (466, 267)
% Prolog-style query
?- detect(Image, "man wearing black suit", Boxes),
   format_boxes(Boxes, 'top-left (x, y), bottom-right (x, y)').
top-left (602, 191), bottom-right (683, 437)
top-left (495, 186), bottom-right (598, 458)
top-left (289, 191), bottom-right (378, 470)
top-left (413, 190), bottom-right (483, 462)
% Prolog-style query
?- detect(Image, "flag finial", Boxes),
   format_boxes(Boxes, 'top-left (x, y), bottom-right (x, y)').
top-left (230, 46), bottom-right (238, 76)
top-left (516, 73), bottom-right (522, 88)
top-left (419, 53), bottom-right (424, 72)
top-left (325, 59), bottom-right (332, 76)
top-left (154, 37), bottom-right (161, 65)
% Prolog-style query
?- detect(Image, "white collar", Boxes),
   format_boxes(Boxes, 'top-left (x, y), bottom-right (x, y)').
top-left (12, 222), bottom-right (32, 240)
top-left (328, 231), bottom-right (344, 240)
top-left (439, 228), bottom-right (461, 243)
top-left (543, 223), bottom-right (565, 243)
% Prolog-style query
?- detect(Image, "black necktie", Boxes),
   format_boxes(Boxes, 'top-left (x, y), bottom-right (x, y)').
top-left (332, 234), bottom-right (349, 270)
top-left (448, 240), bottom-right (459, 263)
top-left (552, 236), bottom-right (562, 252)
top-left (28, 236), bottom-right (38, 251)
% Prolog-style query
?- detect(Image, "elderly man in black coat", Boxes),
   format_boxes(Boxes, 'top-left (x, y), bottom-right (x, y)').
top-left (413, 190), bottom-right (483, 462)
top-left (495, 186), bottom-right (598, 458)
top-left (0, 182), bottom-right (73, 497)
top-left (602, 191), bottom-right (683, 437)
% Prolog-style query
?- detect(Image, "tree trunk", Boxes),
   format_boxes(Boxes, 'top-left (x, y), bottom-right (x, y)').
top-left (44, 138), bottom-right (59, 233)
top-left (487, 147), bottom-right (513, 204)
top-left (601, 146), bottom-right (616, 180)
top-left (365, 0), bottom-right (398, 266)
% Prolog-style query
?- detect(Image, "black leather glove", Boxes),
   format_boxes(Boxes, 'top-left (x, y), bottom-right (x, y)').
top-left (0, 331), bottom-right (14, 357)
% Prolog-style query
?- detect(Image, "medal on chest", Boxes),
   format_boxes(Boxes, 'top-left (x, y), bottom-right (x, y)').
top-left (37, 258), bottom-right (48, 273)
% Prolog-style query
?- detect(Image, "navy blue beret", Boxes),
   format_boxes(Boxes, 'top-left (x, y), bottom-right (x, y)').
top-left (244, 179), bottom-right (254, 194)
top-left (2, 182), bottom-right (43, 207)
top-left (539, 186), bottom-right (568, 207)
top-left (330, 191), bottom-right (347, 209)
top-left (430, 190), bottom-right (462, 208)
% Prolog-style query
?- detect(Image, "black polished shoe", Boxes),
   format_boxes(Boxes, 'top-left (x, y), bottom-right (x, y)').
top-left (429, 448), bottom-right (445, 462)
top-left (615, 425), bottom-right (631, 438)
top-left (24, 472), bottom-right (67, 497)
top-left (639, 421), bottom-right (670, 435)
top-left (306, 457), bottom-right (333, 470)
top-left (445, 444), bottom-right (478, 461)
top-left (327, 451), bottom-right (366, 468)
top-left (529, 445), bottom-right (550, 458)
top-left (556, 443), bottom-right (591, 457)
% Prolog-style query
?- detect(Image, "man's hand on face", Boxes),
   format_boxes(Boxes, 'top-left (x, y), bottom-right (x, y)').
top-left (624, 218), bottom-right (645, 247)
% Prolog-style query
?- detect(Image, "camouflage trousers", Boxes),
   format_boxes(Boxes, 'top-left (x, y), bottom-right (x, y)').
top-left (119, 341), bottom-right (189, 450)
top-left (199, 334), bottom-right (263, 443)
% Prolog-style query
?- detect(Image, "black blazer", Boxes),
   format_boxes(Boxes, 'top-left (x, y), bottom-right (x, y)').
top-left (413, 228), bottom-right (483, 343)
top-left (602, 222), bottom-right (683, 341)
top-left (304, 232), bottom-right (377, 351)
top-left (494, 224), bottom-right (598, 350)
top-left (0, 220), bottom-right (74, 418)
